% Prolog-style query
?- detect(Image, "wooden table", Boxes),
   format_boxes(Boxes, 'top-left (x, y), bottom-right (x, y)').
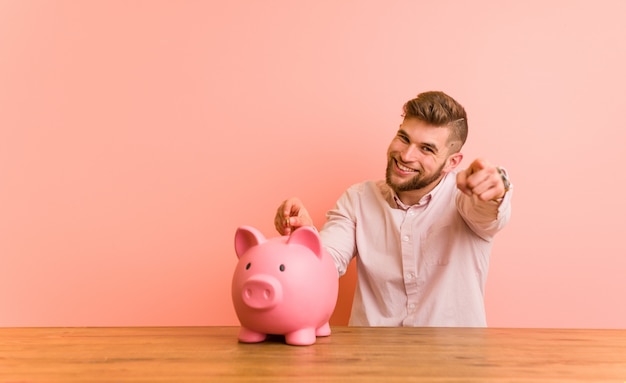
top-left (1, 326), bottom-right (625, 382)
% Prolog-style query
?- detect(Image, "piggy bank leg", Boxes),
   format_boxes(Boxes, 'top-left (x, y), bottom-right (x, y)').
top-left (315, 322), bottom-right (331, 337)
top-left (238, 327), bottom-right (267, 343)
top-left (284, 328), bottom-right (316, 346)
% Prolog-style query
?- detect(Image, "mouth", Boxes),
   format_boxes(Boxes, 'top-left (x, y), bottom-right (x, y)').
top-left (394, 158), bottom-right (418, 173)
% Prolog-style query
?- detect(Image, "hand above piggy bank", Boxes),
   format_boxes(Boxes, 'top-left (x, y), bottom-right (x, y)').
top-left (231, 226), bottom-right (339, 346)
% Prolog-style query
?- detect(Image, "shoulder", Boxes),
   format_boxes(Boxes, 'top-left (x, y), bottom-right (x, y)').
top-left (338, 180), bottom-right (390, 205)
top-left (343, 180), bottom-right (381, 194)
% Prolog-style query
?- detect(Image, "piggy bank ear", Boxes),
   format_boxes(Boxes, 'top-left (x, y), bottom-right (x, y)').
top-left (287, 226), bottom-right (323, 259)
top-left (234, 226), bottom-right (267, 259)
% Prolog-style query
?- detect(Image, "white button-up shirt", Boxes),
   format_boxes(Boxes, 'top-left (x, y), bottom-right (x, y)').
top-left (320, 171), bottom-right (512, 327)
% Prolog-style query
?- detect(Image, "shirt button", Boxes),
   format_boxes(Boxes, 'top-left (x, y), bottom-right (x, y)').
top-left (405, 272), bottom-right (414, 280)
top-left (408, 210), bottom-right (416, 216)
top-left (408, 303), bottom-right (416, 310)
top-left (402, 235), bottom-right (410, 242)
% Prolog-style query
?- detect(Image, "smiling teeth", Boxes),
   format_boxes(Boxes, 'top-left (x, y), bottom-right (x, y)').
top-left (397, 162), bottom-right (417, 172)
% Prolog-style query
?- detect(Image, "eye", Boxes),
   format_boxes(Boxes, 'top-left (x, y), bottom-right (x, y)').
top-left (279, 264), bottom-right (285, 272)
top-left (397, 133), bottom-right (409, 143)
top-left (421, 144), bottom-right (438, 154)
top-left (245, 262), bottom-right (251, 270)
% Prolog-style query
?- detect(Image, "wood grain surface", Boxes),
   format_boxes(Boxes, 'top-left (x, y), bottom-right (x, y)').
top-left (1, 326), bottom-right (625, 382)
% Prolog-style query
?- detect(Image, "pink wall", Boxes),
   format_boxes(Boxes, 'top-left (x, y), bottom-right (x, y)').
top-left (1, 0), bottom-right (625, 328)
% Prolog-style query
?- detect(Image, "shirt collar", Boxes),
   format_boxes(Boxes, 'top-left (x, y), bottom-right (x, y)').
top-left (391, 172), bottom-right (451, 210)
top-left (393, 193), bottom-right (431, 210)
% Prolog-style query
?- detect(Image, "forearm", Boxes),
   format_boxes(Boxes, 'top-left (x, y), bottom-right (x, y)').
top-left (320, 209), bottom-right (357, 277)
top-left (456, 187), bottom-right (513, 240)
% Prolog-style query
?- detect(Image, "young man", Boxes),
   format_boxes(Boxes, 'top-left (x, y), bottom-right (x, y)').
top-left (274, 91), bottom-right (512, 327)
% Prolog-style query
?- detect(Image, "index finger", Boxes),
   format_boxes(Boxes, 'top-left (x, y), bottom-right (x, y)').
top-left (282, 197), bottom-right (302, 218)
top-left (467, 158), bottom-right (488, 174)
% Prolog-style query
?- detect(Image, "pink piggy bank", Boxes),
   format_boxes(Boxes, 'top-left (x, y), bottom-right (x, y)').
top-left (231, 225), bottom-right (339, 346)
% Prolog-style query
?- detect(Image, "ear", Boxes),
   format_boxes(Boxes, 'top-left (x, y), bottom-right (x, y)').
top-left (234, 226), bottom-right (266, 259)
top-left (287, 226), bottom-right (323, 260)
top-left (443, 152), bottom-right (463, 174)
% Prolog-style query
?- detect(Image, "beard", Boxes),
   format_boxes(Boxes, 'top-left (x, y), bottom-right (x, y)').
top-left (385, 158), bottom-right (446, 193)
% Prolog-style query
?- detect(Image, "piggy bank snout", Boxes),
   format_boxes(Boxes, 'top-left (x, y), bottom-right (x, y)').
top-left (241, 275), bottom-right (283, 310)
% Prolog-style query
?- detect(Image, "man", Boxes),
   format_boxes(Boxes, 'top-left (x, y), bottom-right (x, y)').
top-left (274, 91), bottom-right (512, 327)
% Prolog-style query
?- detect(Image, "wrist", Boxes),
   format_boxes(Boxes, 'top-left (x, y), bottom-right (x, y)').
top-left (497, 167), bottom-right (511, 192)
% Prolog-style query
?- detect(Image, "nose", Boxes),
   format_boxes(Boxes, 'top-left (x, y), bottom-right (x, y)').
top-left (241, 275), bottom-right (283, 310)
top-left (399, 144), bottom-right (418, 162)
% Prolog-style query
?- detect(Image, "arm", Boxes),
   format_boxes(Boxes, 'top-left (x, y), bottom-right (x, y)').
top-left (319, 197), bottom-right (358, 277)
top-left (455, 158), bottom-right (512, 239)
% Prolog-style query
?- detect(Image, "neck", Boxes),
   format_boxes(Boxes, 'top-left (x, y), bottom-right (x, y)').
top-left (397, 189), bottom-right (428, 206)
top-left (395, 175), bottom-right (445, 206)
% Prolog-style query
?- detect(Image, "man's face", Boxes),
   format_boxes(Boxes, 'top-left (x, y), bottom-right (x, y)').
top-left (385, 118), bottom-right (459, 194)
